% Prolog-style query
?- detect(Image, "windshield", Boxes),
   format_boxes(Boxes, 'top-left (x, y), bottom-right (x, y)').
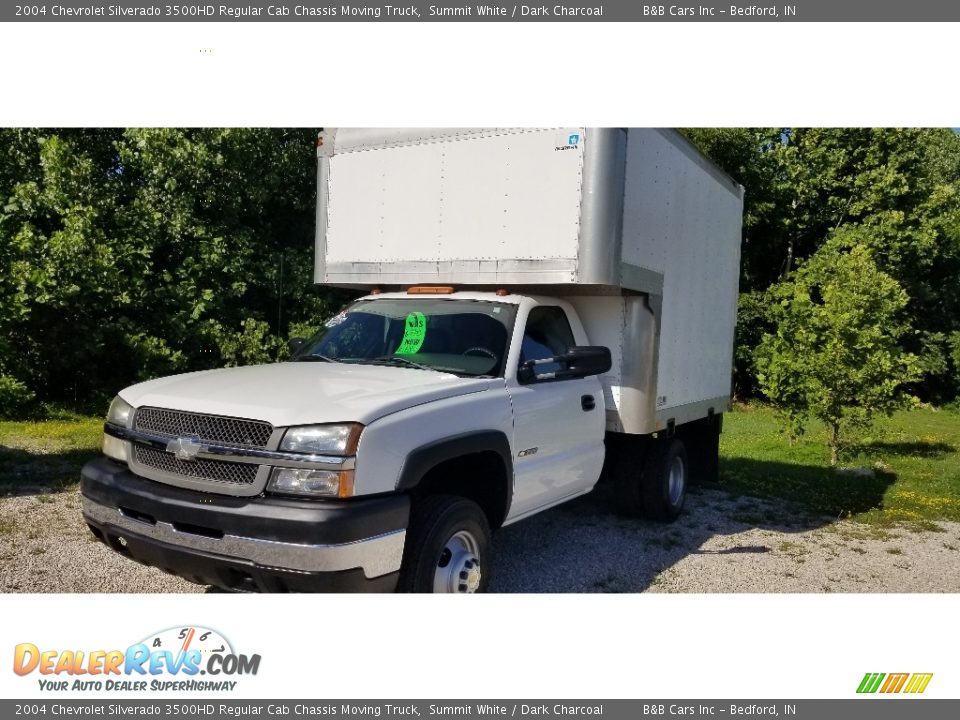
top-left (294, 298), bottom-right (518, 377)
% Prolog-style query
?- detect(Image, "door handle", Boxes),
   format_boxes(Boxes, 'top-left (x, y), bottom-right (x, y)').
top-left (581, 394), bottom-right (595, 411)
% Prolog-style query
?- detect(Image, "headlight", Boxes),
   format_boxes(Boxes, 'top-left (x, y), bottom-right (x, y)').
top-left (104, 396), bottom-right (134, 462)
top-left (107, 396), bottom-right (134, 428)
top-left (279, 423), bottom-right (363, 455)
top-left (268, 468), bottom-right (355, 498)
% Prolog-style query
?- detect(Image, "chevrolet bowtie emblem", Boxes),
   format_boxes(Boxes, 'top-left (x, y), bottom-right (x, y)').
top-left (166, 435), bottom-right (203, 461)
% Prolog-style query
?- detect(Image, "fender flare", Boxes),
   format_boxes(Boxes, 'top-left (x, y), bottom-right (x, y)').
top-left (395, 430), bottom-right (514, 519)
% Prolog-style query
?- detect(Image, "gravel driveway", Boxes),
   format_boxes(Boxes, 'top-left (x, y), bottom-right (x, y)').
top-left (2, 483), bottom-right (959, 593)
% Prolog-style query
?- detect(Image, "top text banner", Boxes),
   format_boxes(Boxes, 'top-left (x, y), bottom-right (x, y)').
top-left (5, 1), bottom-right (960, 22)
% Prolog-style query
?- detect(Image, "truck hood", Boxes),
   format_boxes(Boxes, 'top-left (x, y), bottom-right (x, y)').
top-left (118, 362), bottom-right (494, 427)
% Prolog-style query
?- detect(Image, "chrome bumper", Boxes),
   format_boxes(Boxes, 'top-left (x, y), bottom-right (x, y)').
top-left (82, 495), bottom-right (405, 579)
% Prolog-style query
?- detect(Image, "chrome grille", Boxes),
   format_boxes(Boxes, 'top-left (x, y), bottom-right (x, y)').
top-left (134, 407), bottom-right (272, 448)
top-left (134, 445), bottom-right (259, 487)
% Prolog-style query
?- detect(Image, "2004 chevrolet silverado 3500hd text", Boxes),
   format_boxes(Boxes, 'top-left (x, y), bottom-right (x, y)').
top-left (80, 128), bottom-right (744, 593)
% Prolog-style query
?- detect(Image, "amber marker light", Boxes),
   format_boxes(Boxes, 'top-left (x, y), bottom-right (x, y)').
top-left (343, 423), bottom-right (364, 455)
top-left (336, 471), bottom-right (356, 499)
top-left (407, 286), bottom-right (455, 294)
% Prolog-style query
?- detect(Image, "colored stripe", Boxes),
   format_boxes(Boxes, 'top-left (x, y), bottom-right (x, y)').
top-left (893, 673), bottom-right (910, 693)
top-left (856, 673), bottom-right (874, 693)
top-left (905, 673), bottom-right (933, 694)
top-left (881, 673), bottom-right (907, 693)
top-left (857, 673), bottom-right (885, 693)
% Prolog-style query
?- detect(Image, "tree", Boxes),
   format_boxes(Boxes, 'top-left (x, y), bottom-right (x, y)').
top-left (755, 237), bottom-right (921, 465)
top-left (0, 128), bottom-right (352, 413)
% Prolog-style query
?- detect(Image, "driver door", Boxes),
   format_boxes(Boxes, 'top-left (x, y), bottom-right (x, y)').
top-left (506, 306), bottom-right (606, 519)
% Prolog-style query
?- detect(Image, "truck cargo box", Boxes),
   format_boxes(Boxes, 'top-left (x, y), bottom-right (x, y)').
top-left (315, 128), bottom-right (743, 434)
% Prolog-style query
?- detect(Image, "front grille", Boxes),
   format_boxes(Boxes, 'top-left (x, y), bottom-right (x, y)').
top-left (134, 407), bottom-right (272, 448)
top-left (134, 445), bottom-right (259, 487)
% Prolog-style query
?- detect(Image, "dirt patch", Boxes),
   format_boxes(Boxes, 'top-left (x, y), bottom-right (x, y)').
top-left (490, 485), bottom-right (960, 592)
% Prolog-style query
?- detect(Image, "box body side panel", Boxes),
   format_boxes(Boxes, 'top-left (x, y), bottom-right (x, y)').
top-left (621, 129), bottom-right (742, 418)
top-left (322, 127), bottom-right (586, 282)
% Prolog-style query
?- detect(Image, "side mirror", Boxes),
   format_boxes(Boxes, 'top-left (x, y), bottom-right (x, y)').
top-left (518, 346), bottom-right (612, 384)
top-left (564, 345), bottom-right (613, 377)
top-left (288, 337), bottom-right (307, 355)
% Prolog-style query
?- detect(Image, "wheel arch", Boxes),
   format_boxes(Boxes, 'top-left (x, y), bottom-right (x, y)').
top-left (396, 431), bottom-right (514, 529)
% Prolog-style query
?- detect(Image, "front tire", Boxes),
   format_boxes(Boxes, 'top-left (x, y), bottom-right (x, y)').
top-left (397, 495), bottom-right (491, 593)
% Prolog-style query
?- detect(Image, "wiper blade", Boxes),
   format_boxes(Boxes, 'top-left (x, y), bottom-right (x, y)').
top-left (431, 366), bottom-right (484, 377)
top-left (293, 354), bottom-right (337, 363)
top-left (366, 355), bottom-right (436, 371)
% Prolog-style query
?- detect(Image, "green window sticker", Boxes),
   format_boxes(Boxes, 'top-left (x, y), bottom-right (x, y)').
top-left (395, 312), bottom-right (427, 355)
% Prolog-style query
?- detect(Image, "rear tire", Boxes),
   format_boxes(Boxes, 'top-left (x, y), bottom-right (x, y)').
top-left (397, 495), bottom-right (491, 593)
top-left (641, 437), bottom-right (688, 522)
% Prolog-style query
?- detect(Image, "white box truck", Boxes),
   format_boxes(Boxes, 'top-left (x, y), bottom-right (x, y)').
top-left (81, 127), bottom-right (743, 593)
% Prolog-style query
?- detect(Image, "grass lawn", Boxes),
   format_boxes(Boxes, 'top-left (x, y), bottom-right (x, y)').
top-left (0, 413), bottom-right (102, 492)
top-left (720, 404), bottom-right (960, 527)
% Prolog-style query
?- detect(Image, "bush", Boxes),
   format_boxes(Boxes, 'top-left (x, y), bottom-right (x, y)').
top-left (209, 318), bottom-right (285, 367)
top-left (733, 290), bottom-right (773, 399)
top-left (0, 374), bottom-right (38, 419)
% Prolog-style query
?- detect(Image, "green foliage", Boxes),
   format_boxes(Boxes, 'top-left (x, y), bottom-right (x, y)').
top-left (0, 375), bottom-right (37, 419)
top-left (0, 128), bottom-right (346, 412)
top-left (732, 289), bottom-right (773, 398)
top-left (950, 332), bottom-right (960, 380)
top-left (210, 318), bottom-right (284, 367)
top-left (287, 320), bottom-right (322, 343)
top-left (756, 241), bottom-right (921, 464)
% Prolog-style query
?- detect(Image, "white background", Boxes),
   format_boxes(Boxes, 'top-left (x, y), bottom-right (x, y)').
top-left (1, 18), bottom-right (958, 701)
top-left (2, 594), bottom-right (957, 698)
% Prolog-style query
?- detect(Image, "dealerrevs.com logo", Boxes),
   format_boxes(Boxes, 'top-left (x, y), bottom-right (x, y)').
top-left (13, 626), bottom-right (261, 693)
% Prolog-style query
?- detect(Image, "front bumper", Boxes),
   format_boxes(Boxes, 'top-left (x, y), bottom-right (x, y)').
top-left (80, 457), bottom-right (409, 592)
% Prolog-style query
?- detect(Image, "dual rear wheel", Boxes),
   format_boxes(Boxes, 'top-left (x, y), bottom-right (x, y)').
top-left (613, 436), bottom-right (689, 522)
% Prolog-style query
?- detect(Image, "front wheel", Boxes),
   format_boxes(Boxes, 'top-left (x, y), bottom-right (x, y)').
top-left (397, 495), bottom-right (491, 593)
